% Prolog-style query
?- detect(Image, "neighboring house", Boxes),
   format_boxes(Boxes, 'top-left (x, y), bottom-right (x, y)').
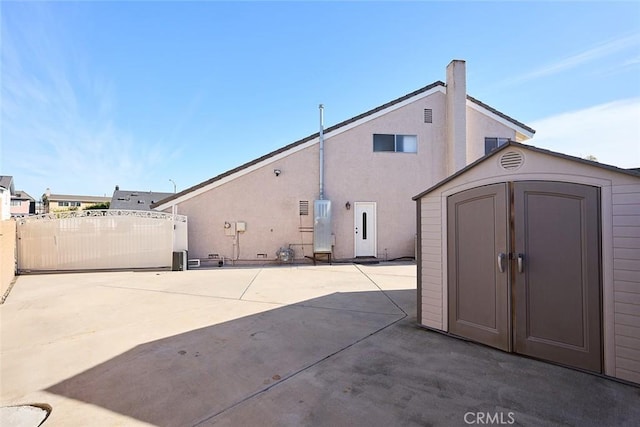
top-left (413, 141), bottom-right (640, 385)
top-left (10, 190), bottom-right (36, 217)
top-left (109, 186), bottom-right (173, 211)
top-left (42, 188), bottom-right (111, 213)
top-left (0, 176), bottom-right (15, 220)
top-left (152, 60), bottom-right (535, 263)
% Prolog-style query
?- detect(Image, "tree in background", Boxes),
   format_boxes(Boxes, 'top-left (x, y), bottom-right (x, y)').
top-left (85, 202), bottom-right (110, 210)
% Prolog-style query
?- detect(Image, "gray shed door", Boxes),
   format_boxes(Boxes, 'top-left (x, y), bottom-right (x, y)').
top-left (513, 181), bottom-right (601, 372)
top-left (446, 181), bottom-right (602, 373)
top-left (447, 183), bottom-right (510, 351)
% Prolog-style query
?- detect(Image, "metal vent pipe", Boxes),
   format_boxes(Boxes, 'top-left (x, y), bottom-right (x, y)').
top-left (319, 104), bottom-right (325, 200)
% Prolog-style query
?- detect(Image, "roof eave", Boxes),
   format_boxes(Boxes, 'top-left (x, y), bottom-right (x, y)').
top-left (153, 82), bottom-right (536, 209)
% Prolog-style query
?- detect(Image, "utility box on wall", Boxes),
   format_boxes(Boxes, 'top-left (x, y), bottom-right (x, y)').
top-left (313, 200), bottom-right (332, 253)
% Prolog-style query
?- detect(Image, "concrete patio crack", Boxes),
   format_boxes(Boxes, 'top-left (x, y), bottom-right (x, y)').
top-left (191, 311), bottom-right (407, 427)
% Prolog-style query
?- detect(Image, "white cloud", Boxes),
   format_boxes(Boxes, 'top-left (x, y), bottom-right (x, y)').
top-left (0, 5), bottom-right (178, 198)
top-left (528, 98), bottom-right (640, 169)
top-left (506, 33), bottom-right (640, 85)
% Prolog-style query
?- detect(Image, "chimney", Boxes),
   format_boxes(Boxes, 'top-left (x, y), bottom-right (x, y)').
top-left (115, 185), bottom-right (120, 191)
top-left (446, 60), bottom-right (467, 174)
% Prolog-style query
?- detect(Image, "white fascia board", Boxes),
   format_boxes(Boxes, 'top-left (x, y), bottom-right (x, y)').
top-left (156, 86), bottom-right (445, 210)
top-left (467, 100), bottom-right (535, 140)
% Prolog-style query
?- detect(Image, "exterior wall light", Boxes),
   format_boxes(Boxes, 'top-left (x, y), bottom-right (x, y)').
top-left (345, 201), bottom-right (351, 210)
top-left (274, 169), bottom-right (281, 177)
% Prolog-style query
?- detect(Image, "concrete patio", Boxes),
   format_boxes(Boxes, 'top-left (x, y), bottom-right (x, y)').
top-left (1, 263), bottom-right (638, 426)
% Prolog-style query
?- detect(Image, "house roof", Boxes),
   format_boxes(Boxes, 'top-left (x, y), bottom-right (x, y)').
top-left (152, 81), bottom-right (535, 209)
top-left (412, 141), bottom-right (640, 200)
top-left (0, 176), bottom-right (14, 193)
top-left (46, 194), bottom-right (111, 203)
top-left (12, 190), bottom-right (35, 201)
top-left (110, 190), bottom-right (174, 211)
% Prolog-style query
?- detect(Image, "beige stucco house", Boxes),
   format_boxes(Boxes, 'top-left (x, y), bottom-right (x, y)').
top-left (152, 60), bottom-right (535, 264)
top-left (42, 189), bottom-right (111, 213)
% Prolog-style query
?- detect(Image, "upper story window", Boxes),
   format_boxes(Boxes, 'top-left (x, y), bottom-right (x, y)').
top-left (11, 200), bottom-right (21, 206)
top-left (373, 134), bottom-right (417, 153)
top-left (485, 137), bottom-right (509, 155)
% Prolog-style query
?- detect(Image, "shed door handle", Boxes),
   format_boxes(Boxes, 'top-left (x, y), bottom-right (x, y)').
top-left (517, 253), bottom-right (524, 273)
top-left (497, 253), bottom-right (506, 273)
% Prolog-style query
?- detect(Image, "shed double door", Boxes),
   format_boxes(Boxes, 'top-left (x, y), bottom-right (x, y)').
top-left (447, 181), bottom-right (602, 373)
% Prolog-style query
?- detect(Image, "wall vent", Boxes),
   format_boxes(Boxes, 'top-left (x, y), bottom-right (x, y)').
top-left (299, 200), bottom-right (309, 216)
top-left (499, 151), bottom-right (524, 170)
top-left (424, 109), bottom-right (433, 123)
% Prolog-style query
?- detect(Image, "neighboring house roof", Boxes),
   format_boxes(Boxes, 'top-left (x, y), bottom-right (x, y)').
top-left (110, 190), bottom-right (174, 211)
top-left (46, 194), bottom-right (111, 203)
top-left (152, 82), bottom-right (536, 210)
top-left (12, 190), bottom-right (35, 201)
top-left (412, 141), bottom-right (640, 200)
top-left (0, 176), bottom-right (14, 193)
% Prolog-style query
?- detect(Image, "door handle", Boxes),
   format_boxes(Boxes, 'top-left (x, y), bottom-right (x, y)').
top-left (517, 253), bottom-right (524, 273)
top-left (497, 253), bottom-right (506, 273)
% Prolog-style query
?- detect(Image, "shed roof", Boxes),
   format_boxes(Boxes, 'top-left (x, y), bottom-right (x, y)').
top-left (412, 141), bottom-right (640, 200)
top-left (152, 82), bottom-right (535, 209)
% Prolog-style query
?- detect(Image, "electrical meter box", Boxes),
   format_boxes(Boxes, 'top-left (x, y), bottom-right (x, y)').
top-left (224, 221), bottom-right (236, 236)
top-left (236, 221), bottom-right (246, 232)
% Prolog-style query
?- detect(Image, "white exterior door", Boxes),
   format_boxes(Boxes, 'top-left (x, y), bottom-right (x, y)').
top-left (354, 202), bottom-right (376, 257)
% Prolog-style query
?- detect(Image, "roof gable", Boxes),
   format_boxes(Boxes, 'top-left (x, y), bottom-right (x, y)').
top-left (0, 176), bottom-right (14, 193)
top-left (12, 190), bottom-right (35, 201)
top-left (153, 82), bottom-right (535, 209)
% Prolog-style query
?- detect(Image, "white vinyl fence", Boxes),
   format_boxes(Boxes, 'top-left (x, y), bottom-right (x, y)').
top-left (16, 210), bottom-right (187, 272)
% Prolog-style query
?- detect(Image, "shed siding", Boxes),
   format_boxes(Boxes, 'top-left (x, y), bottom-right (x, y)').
top-left (612, 183), bottom-right (640, 384)
top-left (420, 195), bottom-right (443, 330)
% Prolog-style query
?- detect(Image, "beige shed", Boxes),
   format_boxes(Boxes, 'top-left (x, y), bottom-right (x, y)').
top-left (413, 141), bottom-right (640, 385)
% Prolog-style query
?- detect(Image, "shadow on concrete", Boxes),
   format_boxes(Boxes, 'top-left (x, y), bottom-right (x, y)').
top-left (45, 288), bottom-right (640, 427)
top-left (46, 290), bottom-right (411, 427)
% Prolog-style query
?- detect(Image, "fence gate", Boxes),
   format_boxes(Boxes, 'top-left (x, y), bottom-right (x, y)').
top-left (16, 210), bottom-right (187, 272)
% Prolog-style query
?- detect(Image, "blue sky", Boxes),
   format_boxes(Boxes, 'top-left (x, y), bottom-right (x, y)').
top-left (1, 1), bottom-right (639, 199)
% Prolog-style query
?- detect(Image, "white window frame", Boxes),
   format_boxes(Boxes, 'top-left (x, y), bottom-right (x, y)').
top-left (373, 134), bottom-right (417, 153)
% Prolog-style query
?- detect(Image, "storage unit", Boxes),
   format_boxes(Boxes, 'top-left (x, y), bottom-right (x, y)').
top-left (413, 142), bottom-right (640, 384)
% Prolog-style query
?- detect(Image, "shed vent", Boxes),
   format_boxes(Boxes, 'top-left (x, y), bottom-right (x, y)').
top-left (499, 151), bottom-right (524, 170)
top-left (424, 109), bottom-right (433, 123)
